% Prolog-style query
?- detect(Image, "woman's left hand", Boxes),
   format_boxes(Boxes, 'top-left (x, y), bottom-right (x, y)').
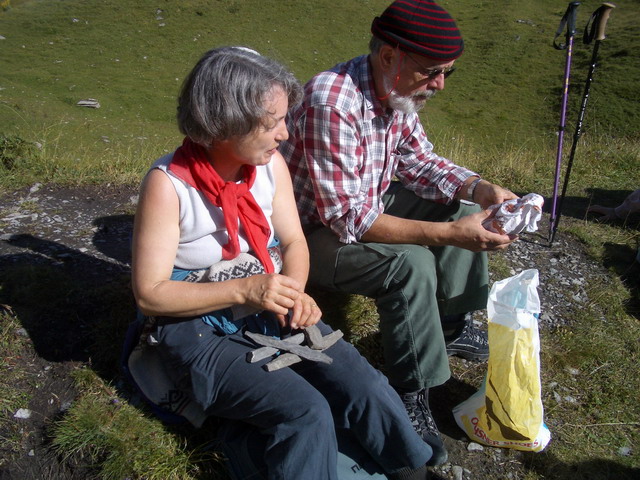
top-left (280, 292), bottom-right (322, 330)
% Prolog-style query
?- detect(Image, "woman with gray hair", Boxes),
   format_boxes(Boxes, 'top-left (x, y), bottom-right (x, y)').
top-left (130, 46), bottom-right (433, 480)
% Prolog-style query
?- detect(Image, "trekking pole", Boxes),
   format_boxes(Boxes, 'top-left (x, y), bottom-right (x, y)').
top-left (549, 3), bottom-right (615, 244)
top-left (548, 2), bottom-right (581, 243)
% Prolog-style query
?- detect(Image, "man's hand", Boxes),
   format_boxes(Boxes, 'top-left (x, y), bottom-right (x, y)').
top-left (471, 180), bottom-right (518, 210)
top-left (448, 210), bottom-right (518, 252)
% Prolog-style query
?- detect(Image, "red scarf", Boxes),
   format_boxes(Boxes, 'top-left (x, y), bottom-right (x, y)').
top-left (168, 138), bottom-right (274, 273)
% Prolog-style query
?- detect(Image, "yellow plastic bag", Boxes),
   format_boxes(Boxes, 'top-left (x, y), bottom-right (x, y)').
top-left (453, 269), bottom-right (551, 452)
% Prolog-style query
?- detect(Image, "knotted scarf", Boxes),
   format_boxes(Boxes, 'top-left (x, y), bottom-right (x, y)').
top-left (168, 138), bottom-right (274, 273)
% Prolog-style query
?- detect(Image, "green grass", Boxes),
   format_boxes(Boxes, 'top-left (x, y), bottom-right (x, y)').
top-left (1, 0), bottom-right (639, 192)
top-left (51, 369), bottom-right (221, 480)
top-left (1, 0), bottom-right (639, 478)
top-left (0, 309), bottom-right (34, 460)
top-left (529, 274), bottom-right (640, 477)
top-left (0, 309), bottom-right (31, 410)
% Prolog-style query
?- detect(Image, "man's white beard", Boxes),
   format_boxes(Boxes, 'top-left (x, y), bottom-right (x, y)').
top-left (382, 72), bottom-right (435, 114)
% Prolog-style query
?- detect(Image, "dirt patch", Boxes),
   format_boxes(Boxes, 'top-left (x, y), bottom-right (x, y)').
top-left (1, 183), bottom-right (136, 479)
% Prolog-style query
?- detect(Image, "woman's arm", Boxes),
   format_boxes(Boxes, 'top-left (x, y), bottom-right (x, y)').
top-left (270, 153), bottom-right (322, 328)
top-left (131, 168), bottom-right (301, 318)
top-left (271, 153), bottom-right (309, 286)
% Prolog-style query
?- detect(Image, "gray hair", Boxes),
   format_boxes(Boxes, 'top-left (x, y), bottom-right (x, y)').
top-left (177, 46), bottom-right (302, 146)
top-left (369, 36), bottom-right (389, 55)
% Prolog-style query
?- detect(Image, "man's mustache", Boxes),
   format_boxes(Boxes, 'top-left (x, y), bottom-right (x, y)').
top-left (412, 90), bottom-right (436, 101)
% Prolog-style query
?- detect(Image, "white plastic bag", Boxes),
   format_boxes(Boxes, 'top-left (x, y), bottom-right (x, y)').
top-left (453, 269), bottom-right (551, 452)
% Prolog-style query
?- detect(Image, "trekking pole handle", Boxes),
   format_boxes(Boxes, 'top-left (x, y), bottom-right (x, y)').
top-left (567, 2), bottom-right (581, 36)
top-left (554, 2), bottom-right (581, 50)
top-left (585, 3), bottom-right (616, 44)
top-left (594, 3), bottom-right (615, 41)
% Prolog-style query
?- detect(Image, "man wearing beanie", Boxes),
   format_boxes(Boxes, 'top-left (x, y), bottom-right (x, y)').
top-left (280, 0), bottom-right (517, 467)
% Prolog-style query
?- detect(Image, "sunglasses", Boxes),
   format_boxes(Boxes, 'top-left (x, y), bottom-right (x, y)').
top-left (405, 52), bottom-right (456, 80)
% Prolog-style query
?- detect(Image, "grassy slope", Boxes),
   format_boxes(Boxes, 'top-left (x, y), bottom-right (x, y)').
top-left (1, 0), bottom-right (638, 189)
top-left (0, 0), bottom-right (383, 185)
top-left (431, 0), bottom-right (640, 140)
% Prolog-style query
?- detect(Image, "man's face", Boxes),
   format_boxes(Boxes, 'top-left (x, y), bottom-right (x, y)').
top-left (383, 50), bottom-right (455, 114)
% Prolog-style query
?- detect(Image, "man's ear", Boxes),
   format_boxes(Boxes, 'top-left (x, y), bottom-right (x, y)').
top-left (378, 44), bottom-right (399, 73)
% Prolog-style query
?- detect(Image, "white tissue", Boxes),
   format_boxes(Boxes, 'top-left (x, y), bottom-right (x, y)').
top-left (482, 193), bottom-right (544, 235)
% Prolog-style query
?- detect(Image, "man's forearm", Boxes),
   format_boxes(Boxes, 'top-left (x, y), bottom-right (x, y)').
top-left (360, 213), bottom-right (452, 246)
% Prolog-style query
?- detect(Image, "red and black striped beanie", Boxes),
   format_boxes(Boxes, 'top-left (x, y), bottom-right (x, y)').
top-left (371, 0), bottom-right (464, 61)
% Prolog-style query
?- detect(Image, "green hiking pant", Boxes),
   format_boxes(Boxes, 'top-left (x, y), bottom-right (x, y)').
top-left (305, 183), bottom-right (489, 391)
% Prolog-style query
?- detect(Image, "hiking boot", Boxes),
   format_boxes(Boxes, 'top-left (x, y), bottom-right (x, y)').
top-left (396, 388), bottom-right (448, 467)
top-left (444, 313), bottom-right (489, 361)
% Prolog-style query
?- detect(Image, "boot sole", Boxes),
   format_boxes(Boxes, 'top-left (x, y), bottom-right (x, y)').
top-left (446, 348), bottom-right (489, 361)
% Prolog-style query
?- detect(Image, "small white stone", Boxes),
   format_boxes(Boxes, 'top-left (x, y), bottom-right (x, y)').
top-left (618, 446), bottom-right (632, 456)
top-left (451, 465), bottom-right (464, 480)
top-left (76, 99), bottom-right (100, 108)
top-left (14, 408), bottom-right (32, 419)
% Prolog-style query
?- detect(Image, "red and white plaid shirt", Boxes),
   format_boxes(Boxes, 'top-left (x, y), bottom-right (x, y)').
top-left (280, 55), bottom-right (476, 244)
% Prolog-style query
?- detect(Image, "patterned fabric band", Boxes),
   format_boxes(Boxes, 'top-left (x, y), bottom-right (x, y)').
top-left (176, 245), bottom-right (283, 331)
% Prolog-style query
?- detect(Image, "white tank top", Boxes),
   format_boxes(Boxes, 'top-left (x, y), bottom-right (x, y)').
top-left (152, 153), bottom-right (276, 270)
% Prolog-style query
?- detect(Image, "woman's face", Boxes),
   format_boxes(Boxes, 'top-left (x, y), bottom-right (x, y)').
top-left (224, 86), bottom-right (289, 170)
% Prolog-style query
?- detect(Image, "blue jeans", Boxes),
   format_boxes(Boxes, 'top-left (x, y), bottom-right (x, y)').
top-left (155, 317), bottom-right (432, 479)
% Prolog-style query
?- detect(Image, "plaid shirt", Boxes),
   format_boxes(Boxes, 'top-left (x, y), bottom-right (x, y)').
top-left (280, 55), bottom-right (476, 244)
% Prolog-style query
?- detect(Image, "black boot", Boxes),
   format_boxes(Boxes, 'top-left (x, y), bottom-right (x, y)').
top-left (443, 312), bottom-right (489, 361)
top-left (395, 388), bottom-right (448, 466)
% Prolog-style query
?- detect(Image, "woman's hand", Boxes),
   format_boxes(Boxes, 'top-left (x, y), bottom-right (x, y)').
top-left (242, 273), bottom-right (321, 329)
top-left (241, 273), bottom-right (302, 317)
top-left (287, 292), bottom-right (322, 329)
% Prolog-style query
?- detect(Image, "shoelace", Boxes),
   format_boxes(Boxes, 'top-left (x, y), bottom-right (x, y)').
top-left (403, 391), bottom-right (439, 437)
top-left (459, 320), bottom-right (488, 346)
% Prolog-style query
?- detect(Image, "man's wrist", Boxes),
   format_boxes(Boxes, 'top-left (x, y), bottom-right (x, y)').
top-left (465, 177), bottom-right (482, 203)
